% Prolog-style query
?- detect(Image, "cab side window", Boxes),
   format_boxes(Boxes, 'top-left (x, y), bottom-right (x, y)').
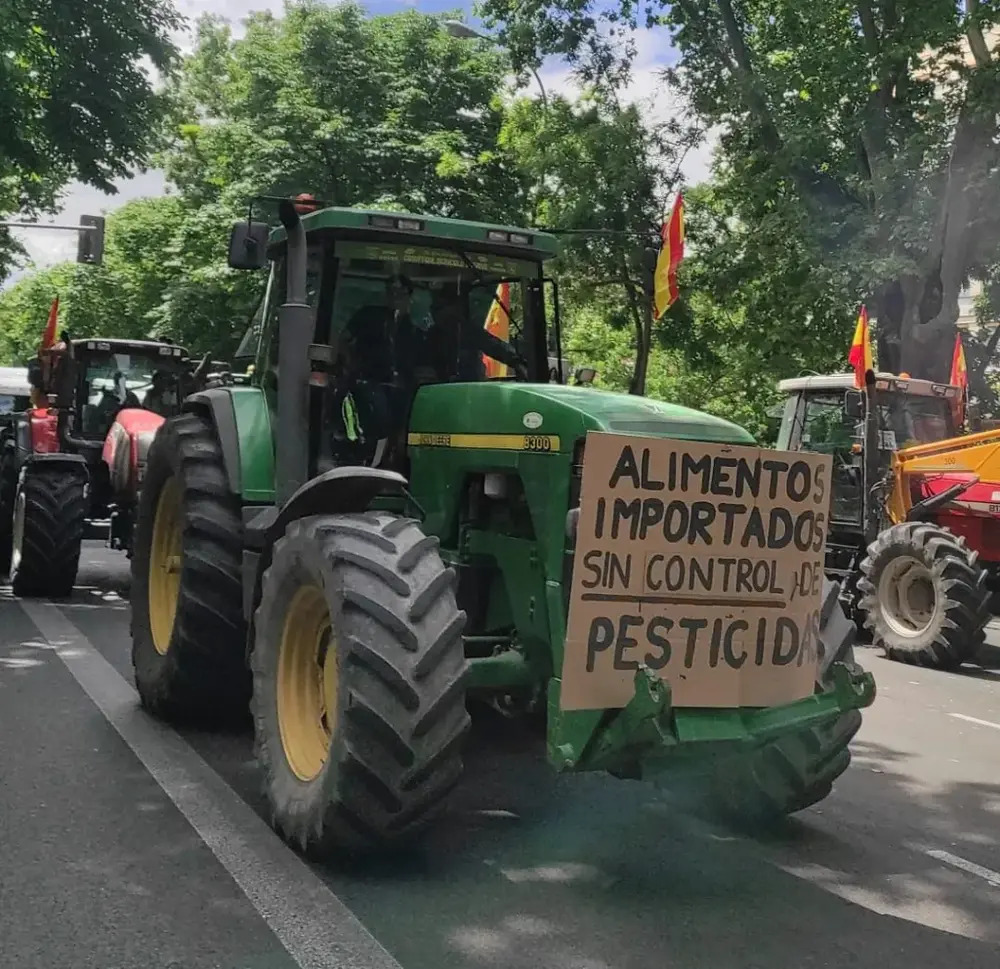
top-left (258, 246), bottom-right (324, 393)
top-left (802, 395), bottom-right (855, 452)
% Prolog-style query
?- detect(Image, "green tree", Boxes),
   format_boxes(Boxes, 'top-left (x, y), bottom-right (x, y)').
top-left (0, 0), bottom-right (182, 276)
top-left (499, 88), bottom-right (694, 392)
top-left (0, 195), bottom-right (265, 364)
top-left (481, 0), bottom-right (1000, 383)
top-left (159, 1), bottom-right (524, 223)
top-left (0, 263), bottom-right (73, 365)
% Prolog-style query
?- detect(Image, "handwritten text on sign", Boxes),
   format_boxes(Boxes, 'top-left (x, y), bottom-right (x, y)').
top-left (559, 433), bottom-right (833, 711)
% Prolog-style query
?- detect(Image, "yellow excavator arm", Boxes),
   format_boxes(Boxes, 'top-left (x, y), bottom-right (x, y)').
top-left (888, 427), bottom-right (1000, 522)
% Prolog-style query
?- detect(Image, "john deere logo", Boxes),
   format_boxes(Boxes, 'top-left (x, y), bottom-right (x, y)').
top-left (522, 412), bottom-right (543, 429)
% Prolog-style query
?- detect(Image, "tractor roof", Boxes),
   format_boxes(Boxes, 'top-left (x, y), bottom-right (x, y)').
top-left (71, 337), bottom-right (190, 360)
top-left (268, 206), bottom-right (559, 261)
top-left (778, 371), bottom-right (960, 399)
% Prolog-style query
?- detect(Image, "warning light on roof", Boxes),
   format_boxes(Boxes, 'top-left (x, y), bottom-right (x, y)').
top-left (293, 193), bottom-right (319, 214)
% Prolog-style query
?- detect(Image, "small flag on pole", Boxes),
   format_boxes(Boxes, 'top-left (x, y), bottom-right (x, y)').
top-left (40, 296), bottom-right (59, 350)
top-left (653, 193), bottom-right (684, 321)
top-left (483, 282), bottom-right (510, 378)
top-left (848, 305), bottom-right (873, 389)
top-left (949, 331), bottom-right (968, 427)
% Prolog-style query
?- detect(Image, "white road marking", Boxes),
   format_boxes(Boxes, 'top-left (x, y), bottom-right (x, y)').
top-left (21, 601), bottom-right (402, 969)
top-left (948, 713), bottom-right (1000, 732)
top-left (924, 849), bottom-right (1000, 888)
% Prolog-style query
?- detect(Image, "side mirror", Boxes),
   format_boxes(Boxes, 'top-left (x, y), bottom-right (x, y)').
top-left (844, 390), bottom-right (864, 420)
top-left (228, 221), bottom-right (271, 270)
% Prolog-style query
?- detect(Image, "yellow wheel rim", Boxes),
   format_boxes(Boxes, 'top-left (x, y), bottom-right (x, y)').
top-left (277, 585), bottom-right (337, 782)
top-left (149, 477), bottom-right (183, 656)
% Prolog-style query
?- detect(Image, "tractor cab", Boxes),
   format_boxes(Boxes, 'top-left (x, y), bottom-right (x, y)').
top-left (46, 339), bottom-right (193, 448)
top-left (777, 371), bottom-right (960, 530)
top-left (229, 202), bottom-right (560, 493)
top-left (20, 338), bottom-right (195, 564)
top-left (777, 370), bottom-right (964, 624)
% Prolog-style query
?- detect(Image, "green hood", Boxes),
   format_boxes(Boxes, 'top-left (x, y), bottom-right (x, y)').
top-left (408, 382), bottom-right (755, 448)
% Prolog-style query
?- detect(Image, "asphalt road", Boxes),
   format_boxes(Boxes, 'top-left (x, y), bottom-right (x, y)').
top-left (3, 542), bottom-right (1000, 969)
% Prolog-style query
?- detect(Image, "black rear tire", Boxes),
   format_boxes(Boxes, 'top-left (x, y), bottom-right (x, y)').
top-left (705, 579), bottom-right (864, 826)
top-left (10, 464), bottom-right (86, 598)
top-left (858, 521), bottom-right (989, 669)
top-left (130, 412), bottom-right (249, 723)
top-left (838, 568), bottom-right (872, 644)
top-left (251, 512), bottom-right (470, 858)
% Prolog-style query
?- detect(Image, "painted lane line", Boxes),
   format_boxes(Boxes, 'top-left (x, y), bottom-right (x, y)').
top-left (21, 601), bottom-right (402, 969)
top-left (948, 713), bottom-right (1000, 732)
top-left (924, 849), bottom-right (1000, 888)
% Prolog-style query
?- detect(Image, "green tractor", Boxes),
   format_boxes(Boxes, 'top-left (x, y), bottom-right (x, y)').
top-left (129, 197), bottom-right (875, 857)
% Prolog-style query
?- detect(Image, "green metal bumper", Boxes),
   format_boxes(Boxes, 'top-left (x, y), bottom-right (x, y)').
top-left (546, 662), bottom-right (876, 776)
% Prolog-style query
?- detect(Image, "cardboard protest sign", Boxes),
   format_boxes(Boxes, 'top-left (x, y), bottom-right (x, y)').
top-left (560, 433), bottom-right (833, 711)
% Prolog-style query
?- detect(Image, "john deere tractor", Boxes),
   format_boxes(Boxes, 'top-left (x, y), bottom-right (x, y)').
top-left (129, 198), bottom-right (875, 858)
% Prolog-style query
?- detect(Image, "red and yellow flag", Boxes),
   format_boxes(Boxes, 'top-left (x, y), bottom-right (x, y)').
top-left (949, 331), bottom-right (968, 427)
top-left (653, 193), bottom-right (684, 321)
top-left (40, 296), bottom-right (59, 350)
top-left (848, 305), bottom-right (873, 389)
top-left (483, 281), bottom-right (510, 378)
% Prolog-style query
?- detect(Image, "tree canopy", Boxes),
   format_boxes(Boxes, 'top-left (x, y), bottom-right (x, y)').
top-left (0, 0), bottom-right (182, 274)
top-left (4, 0), bottom-right (1000, 437)
top-left (481, 0), bottom-right (1000, 383)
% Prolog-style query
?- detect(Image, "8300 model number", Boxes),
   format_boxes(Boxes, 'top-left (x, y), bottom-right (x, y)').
top-left (523, 435), bottom-right (555, 452)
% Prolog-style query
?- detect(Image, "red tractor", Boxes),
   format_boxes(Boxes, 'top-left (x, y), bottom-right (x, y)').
top-left (0, 336), bottom-right (203, 596)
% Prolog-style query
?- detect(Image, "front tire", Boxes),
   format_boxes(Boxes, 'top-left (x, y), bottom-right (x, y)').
top-left (858, 521), bottom-right (989, 669)
top-left (10, 464), bottom-right (86, 598)
top-left (251, 512), bottom-right (470, 858)
top-left (706, 579), bottom-right (864, 826)
top-left (130, 412), bottom-right (249, 722)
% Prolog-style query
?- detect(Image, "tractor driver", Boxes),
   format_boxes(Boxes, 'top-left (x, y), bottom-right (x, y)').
top-left (342, 274), bottom-right (421, 383)
top-left (420, 287), bottom-right (521, 382)
top-left (145, 370), bottom-right (177, 417)
top-left (94, 371), bottom-right (140, 429)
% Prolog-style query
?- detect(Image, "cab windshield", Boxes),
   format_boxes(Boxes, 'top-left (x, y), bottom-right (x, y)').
top-left (328, 240), bottom-right (534, 383)
top-left (799, 391), bottom-right (956, 454)
top-left (80, 352), bottom-right (185, 437)
top-left (876, 393), bottom-right (955, 448)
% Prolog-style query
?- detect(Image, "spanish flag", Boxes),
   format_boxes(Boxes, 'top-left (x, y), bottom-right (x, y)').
top-left (949, 331), bottom-right (968, 427)
top-left (653, 193), bottom-right (684, 321)
top-left (848, 305), bottom-right (873, 389)
top-left (40, 296), bottom-right (59, 350)
top-left (483, 281), bottom-right (510, 378)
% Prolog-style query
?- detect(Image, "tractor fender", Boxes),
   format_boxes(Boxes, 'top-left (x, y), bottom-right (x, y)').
top-left (183, 389), bottom-right (242, 495)
top-left (20, 451), bottom-right (89, 479)
top-left (247, 467), bottom-right (409, 549)
top-left (103, 408), bottom-right (165, 498)
top-left (241, 467), bottom-right (408, 621)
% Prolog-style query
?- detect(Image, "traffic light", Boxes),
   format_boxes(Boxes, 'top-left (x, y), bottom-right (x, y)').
top-left (76, 215), bottom-right (105, 265)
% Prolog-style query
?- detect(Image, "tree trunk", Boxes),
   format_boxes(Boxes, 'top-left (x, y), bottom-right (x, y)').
top-left (619, 258), bottom-right (650, 395)
top-left (874, 274), bottom-right (955, 381)
top-left (630, 296), bottom-right (653, 395)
